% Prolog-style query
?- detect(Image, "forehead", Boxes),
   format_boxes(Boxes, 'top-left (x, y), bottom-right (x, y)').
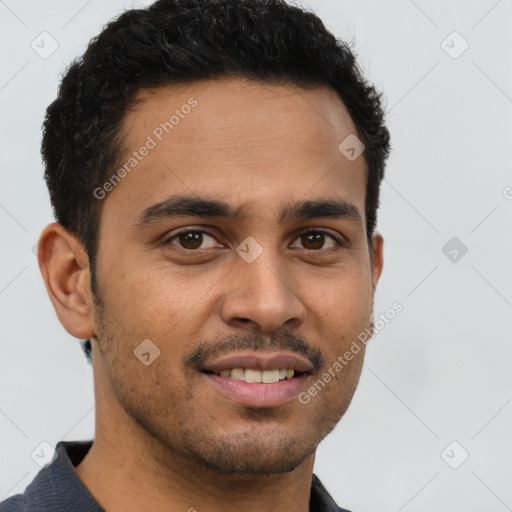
top-left (101, 77), bottom-right (367, 230)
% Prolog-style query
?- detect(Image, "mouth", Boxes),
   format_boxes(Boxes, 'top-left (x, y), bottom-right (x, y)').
top-left (199, 351), bottom-right (314, 407)
top-left (200, 367), bottom-right (311, 407)
top-left (202, 367), bottom-right (307, 383)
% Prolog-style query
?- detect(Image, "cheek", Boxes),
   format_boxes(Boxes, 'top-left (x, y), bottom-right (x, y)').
top-left (309, 266), bottom-right (373, 325)
top-left (102, 261), bottom-right (185, 323)
top-left (305, 269), bottom-right (373, 382)
top-left (100, 262), bottom-right (222, 364)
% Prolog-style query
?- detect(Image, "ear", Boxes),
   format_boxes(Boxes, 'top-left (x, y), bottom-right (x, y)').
top-left (38, 222), bottom-right (96, 339)
top-left (370, 232), bottom-right (384, 289)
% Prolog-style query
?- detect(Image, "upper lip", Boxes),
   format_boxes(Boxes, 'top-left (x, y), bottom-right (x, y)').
top-left (201, 351), bottom-right (314, 373)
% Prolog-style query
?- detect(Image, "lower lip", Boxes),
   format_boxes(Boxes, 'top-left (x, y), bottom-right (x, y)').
top-left (202, 372), bottom-right (310, 407)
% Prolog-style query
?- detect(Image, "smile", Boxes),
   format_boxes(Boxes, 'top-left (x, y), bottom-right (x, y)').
top-left (205, 367), bottom-right (301, 383)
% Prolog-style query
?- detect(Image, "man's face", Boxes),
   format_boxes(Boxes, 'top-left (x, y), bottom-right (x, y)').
top-left (91, 78), bottom-right (382, 474)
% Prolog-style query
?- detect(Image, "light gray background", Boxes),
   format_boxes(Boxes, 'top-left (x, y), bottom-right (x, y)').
top-left (1, 1), bottom-right (511, 510)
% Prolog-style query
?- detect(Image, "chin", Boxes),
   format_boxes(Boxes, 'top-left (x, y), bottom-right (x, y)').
top-left (185, 433), bottom-right (317, 475)
top-left (194, 448), bottom-right (313, 475)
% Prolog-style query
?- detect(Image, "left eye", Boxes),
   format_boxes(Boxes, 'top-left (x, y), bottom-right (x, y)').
top-left (163, 229), bottom-right (342, 251)
top-left (291, 230), bottom-right (341, 250)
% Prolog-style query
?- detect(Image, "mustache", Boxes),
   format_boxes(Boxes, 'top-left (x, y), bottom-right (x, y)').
top-left (183, 330), bottom-right (325, 371)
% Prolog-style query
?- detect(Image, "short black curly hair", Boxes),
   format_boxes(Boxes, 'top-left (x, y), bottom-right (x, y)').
top-left (42, 0), bottom-right (391, 364)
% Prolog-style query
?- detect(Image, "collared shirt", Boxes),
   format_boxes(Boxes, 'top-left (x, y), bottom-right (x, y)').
top-left (0, 440), bottom-right (352, 512)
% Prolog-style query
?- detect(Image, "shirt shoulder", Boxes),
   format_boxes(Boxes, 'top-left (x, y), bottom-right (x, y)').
top-left (0, 494), bottom-right (26, 512)
top-left (0, 440), bottom-right (104, 512)
top-left (0, 461), bottom-right (55, 512)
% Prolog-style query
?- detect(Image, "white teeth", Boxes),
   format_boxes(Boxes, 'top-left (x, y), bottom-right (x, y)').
top-left (261, 370), bottom-right (279, 384)
top-left (245, 369), bottom-right (262, 383)
top-left (213, 368), bottom-right (296, 383)
top-left (262, 369), bottom-right (280, 383)
top-left (230, 368), bottom-right (245, 380)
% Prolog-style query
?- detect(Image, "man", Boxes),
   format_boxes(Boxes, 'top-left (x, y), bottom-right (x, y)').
top-left (1, 0), bottom-right (390, 510)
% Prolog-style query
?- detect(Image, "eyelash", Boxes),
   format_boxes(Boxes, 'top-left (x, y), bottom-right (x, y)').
top-left (162, 228), bottom-right (345, 253)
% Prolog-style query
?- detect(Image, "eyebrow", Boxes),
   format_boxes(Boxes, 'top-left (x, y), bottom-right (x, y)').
top-left (134, 194), bottom-right (362, 229)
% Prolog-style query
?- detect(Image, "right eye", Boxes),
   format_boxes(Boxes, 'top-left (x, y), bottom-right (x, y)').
top-left (162, 229), bottom-right (222, 252)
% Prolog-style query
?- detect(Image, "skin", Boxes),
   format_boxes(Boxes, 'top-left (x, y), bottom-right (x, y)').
top-left (38, 77), bottom-right (384, 512)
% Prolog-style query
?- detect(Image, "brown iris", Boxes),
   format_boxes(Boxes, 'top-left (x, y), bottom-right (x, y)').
top-left (178, 232), bottom-right (204, 250)
top-left (299, 232), bottom-right (326, 250)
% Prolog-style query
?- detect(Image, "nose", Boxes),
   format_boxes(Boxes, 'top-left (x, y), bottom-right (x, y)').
top-left (219, 251), bottom-right (307, 334)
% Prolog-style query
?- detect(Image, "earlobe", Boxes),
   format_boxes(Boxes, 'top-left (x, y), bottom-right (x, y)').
top-left (38, 223), bottom-right (96, 340)
top-left (371, 233), bottom-right (384, 288)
